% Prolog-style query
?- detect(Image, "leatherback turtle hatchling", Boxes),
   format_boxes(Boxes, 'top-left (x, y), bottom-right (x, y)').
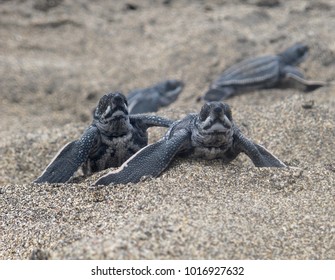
top-left (204, 43), bottom-right (327, 101)
top-left (94, 101), bottom-right (286, 186)
top-left (34, 92), bottom-right (174, 184)
top-left (127, 79), bottom-right (184, 114)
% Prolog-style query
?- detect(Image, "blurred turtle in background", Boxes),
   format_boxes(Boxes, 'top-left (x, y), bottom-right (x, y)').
top-left (203, 43), bottom-right (327, 101)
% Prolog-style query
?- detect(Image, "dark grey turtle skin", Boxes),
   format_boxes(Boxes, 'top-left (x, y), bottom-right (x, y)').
top-left (204, 43), bottom-right (327, 101)
top-left (34, 92), bottom-right (174, 184)
top-left (94, 102), bottom-right (286, 186)
top-left (127, 79), bottom-right (184, 114)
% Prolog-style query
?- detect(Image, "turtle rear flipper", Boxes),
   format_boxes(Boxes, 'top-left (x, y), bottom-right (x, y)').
top-left (128, 94), bottom-right (160, 114)
top-left (128, 80), bottom-right (184, 114)
top-left (204, 88), bottom-right (235, 101)
top-left (34, 126), bottom-right (99, 183)
top-left (94, 129), bottom-right (189, 186)
top-left (234, 131), bottom-right (286, 167)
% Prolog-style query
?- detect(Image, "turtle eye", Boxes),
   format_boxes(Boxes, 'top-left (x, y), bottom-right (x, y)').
top-left (223, 103), bottom-right (233, 121)
top-left (99, 94), bottom-right (109, 106)
top-left (199, 103), bottom-right (210, 121)
top-left (95, 95), bottom-right (109, 115)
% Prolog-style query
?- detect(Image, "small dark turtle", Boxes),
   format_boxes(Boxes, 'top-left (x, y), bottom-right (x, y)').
top-left (204, 43), bottom-right (327, 101)
top-left (94, 102), bottom-right (286, 186)
top-left (127, 79), bottom-right (184, 114)
top-left (34, 92), bottom-right (174, 184)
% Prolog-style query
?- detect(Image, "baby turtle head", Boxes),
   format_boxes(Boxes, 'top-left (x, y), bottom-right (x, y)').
top-left (193, 102), bottom-right (234, 147)
top-left (156, 79), bottom-right (184, 106)
top-left (198, 102), bottom-right (233, 132)
top-left (94, 92), bottom-right (128, 122)
top-left (279, 43), bottom-right (309, 66)
top-left (94, 92), bottom-right (131, 134)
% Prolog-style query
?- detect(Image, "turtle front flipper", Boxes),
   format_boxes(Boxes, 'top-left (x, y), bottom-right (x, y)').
top-left (94, 129), bottom-right (189, 186)
top-left (130, 114), bottom-right (175, 128)
top-left (233, 131), bottom-right (286, 167)
top-left (253, 143), bottom-right (286, 167)
top-left (286, 73), bottom-right (327, 92)
top-left (34, 126), bottom-right (99, 184)
top-left (283, 65), bottom-right (327, 91)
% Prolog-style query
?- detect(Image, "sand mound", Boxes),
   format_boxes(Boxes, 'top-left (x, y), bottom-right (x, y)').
top-left (1, 0), bottom-right (334, 259)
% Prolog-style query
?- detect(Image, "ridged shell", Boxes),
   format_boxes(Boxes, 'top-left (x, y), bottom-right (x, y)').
top-left (211, 55), bottom-right (280, 88)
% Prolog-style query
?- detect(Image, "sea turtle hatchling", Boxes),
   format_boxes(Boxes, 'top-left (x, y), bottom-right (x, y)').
top-left (94, 101), bottom-right (286, 186)
top-left (34, 92), bottom-right (174, 184)
top-left (204, 43), bottom-right (327, 101)
top-left (127, 79), bottom-right (184, 114)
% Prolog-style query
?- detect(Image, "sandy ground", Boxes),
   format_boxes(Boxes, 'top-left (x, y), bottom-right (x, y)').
top-left (0, 0), bottom-right (334, 259)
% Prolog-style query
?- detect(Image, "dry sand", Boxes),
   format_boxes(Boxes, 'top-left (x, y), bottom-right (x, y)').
top-left (0, 0), bottom-right (334, 259)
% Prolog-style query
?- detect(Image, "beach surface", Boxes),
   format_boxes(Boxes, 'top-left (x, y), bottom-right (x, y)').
top-left (0, 0), bottom-right (334, 259)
